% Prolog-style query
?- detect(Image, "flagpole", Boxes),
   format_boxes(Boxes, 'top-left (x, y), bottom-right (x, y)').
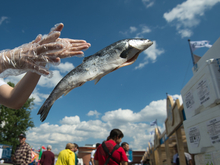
top-left (188, 39), bottom-right (195, 66)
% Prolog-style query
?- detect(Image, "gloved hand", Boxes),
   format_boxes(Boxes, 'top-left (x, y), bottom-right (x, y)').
top-left (0, 23), bottom-right (91, 78)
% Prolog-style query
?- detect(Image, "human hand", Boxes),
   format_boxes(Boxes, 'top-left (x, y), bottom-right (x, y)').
top-left (0, 23), bottom-right (91, 78)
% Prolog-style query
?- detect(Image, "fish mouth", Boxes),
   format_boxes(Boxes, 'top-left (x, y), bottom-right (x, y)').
top-left (113, 51), bottom-right (141, 71)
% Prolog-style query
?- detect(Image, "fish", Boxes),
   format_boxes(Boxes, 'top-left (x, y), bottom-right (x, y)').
top-left (38, 38), bottom-right (153, 121)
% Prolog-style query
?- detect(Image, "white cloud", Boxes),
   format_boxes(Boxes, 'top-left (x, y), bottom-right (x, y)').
top-left (52, 62), bottom-right (74, 73)
top-left (27, 94), bottom-right (182, 153)
top-left (142, 0), bottom-right (155, 8)
top-left (87, 110), bottom-right (101, 118)
top-left (0, 16), bottom-right (8, 25)
top-left (135, 40), bottom-right (164, 69)
top-left (163, 0), bottom-right (220, 38)
top-left (30, 88), bottom-right (49, 105)
top-left (60, 116), bottom-right (81, 125)
top-left (38, 70), bottom-right (63, 88)
top-left (178, 29), bottom-right (193, 38)
top-left (130, 26), bottom-right (137, 33)
top-left (120, 25), bottom-right (151, 37)
top-left (136, 25), bottom-right (151, 38)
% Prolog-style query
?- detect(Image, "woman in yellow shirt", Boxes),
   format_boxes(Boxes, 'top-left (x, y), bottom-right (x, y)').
top-left (56, 143), bottom-right (75, 165)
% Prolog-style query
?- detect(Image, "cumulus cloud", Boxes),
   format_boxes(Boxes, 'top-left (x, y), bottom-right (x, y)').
top-left (102, 99), bottom-right (167, 127)
top-left (135, 40), bottom-right (164, 69)
top-left (52, 62), bottom-right (74, 73)
top-left (30, 89), bottom-right (49, 105)
top-left (27, 94), bottom-right (182, 152)
top-left (87, 110), bottom-right (101, 118)
top-left (163, 0), bottom-right (220, 38)
top-left (38, 70), bottom-right (63, 88)
top-left (0, 16), bottom-right (8, 25)
top-left (60, 116), bottom-right (81, 125)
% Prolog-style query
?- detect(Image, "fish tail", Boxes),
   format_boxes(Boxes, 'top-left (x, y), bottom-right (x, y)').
top-left (37, 97), bottom-right (55, 122)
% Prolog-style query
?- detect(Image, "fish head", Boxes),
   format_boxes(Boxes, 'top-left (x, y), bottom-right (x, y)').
top-left (117, 38), bottom-right (153, 68)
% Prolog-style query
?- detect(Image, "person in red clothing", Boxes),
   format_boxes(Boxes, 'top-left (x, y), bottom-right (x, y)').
top-left (40, 145), bottom-right (55, 165)
top-left (94, 129), bottom-right (128, 165)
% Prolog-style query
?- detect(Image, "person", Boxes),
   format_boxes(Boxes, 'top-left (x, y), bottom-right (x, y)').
top-left (0, 23), bottom-right (91, 109)
top-left (172, 145), bottom-right (192, 165)
top-left (73, 143), bottom-right (79, 165)
top-left (90, 143), bottom-right (100, 165)
top-left (94, 129), bottom-right (128, 165)
top-left (40, 145), bottom-right (55, 165)
top-left (121, 142), bottom-right (130, 162)
top-left (56, 143), bottom-right (75, 165)
top-left (12, 133), bottom-right (32, 165)
top-left (121, 142), bottom-right (129, 153)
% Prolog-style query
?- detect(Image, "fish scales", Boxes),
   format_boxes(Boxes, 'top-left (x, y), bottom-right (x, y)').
top-left (38, 38), bottom-right (153, 121)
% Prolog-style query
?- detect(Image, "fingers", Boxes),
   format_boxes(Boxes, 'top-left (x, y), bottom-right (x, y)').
top-left (39, 31), bottom-right (61, 45)
top-left (45, 42), bottom-right (91, 58)
top-left (57, 38), bottom-right (89, 44)
top-left (32, 34), bottom-right (42, 44)
top-left (49, 23), bottom-right (64, 35)
top-left (35, 42), bottom-right (64, 55)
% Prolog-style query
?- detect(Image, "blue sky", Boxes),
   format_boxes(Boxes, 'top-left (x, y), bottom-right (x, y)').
top-left (1, 0), bottom-right (220, 153)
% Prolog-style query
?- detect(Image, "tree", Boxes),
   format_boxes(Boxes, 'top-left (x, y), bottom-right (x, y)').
top-left (0, 82), bottom-right (35, 153)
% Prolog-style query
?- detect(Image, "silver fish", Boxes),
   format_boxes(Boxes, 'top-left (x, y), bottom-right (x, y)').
top-left (38, 38), bottom-right (153, 121)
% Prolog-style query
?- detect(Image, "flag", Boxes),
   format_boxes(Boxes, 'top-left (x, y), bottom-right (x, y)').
top-left (41, 146), bottom-right (46, 150)
top-left (31, 151), bottom-right (38, 162)
top-left (150, 119), bottom-right (157, 126)
top-left (150, 130), bottom-right (154, 135)
top-left (38, 146), bottom-right (46, 159)
top-left (38, 148), bottom-right (43, 160)
top-left (190, 40), bottom-right (212, 52)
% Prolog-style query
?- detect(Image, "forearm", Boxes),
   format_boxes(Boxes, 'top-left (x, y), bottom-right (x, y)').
top-left (94, 160), bottom-right (99, 165)
top-left (0, 72), bottom-right (41, 109)
top-left (121, 161), bottom-right (128, 165)
top-left (91, 158), bottom-right (95, 165)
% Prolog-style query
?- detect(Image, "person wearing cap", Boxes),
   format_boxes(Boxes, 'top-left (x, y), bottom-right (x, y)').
top-left (13, 133), bottom-right (32, 165)
top-left (40, 145), bottom-right (55, 165)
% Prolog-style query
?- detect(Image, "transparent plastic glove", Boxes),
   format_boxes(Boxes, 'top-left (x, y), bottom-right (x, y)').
top-left (0, 24), bottom-right (63, 78)
top-left (0, 23), bottom-right (91, 78)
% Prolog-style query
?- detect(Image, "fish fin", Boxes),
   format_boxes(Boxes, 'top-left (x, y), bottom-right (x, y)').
top-left (64, 89), bottom-right (72, 96)
top-left (37, 98), bottom-right (55, 122)
top-left (94, 77), bottom-right (101, 85)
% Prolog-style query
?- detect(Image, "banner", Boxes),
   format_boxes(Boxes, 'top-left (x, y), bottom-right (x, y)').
top-left (190, 40), bottom-right (212, 52)
top-left (150, 119), bottom-right (157, 126)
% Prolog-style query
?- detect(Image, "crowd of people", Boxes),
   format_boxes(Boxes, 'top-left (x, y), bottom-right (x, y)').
top-left (11, 128), bottom-right (193, 165)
